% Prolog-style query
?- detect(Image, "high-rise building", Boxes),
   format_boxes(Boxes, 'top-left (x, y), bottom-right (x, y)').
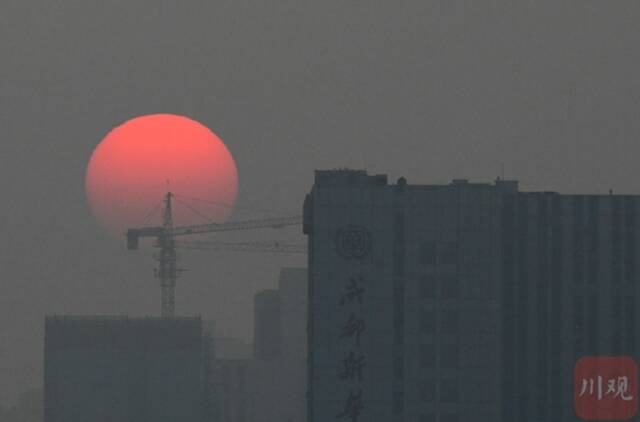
top-left (498, 185), bottom-right (640, 422)
top-left (253, 289), bottom-right (282, 361)
top-left (303, 169), bottom-right (640, 422)
top-left (251, 267), bottom-right (308, 422)
top-left (44, 316), bottom-right (210, 422)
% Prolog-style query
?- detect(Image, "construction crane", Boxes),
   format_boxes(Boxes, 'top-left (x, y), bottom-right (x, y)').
top-left (172, 239), bottom-right (307, 254)
top-left (126, 192), bottom-right (305, 318)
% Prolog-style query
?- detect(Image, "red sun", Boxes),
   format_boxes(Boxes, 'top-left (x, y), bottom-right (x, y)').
top-left (85, 114), bottom-right (238, 235)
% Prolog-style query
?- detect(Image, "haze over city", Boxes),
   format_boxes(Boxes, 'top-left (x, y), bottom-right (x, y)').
top-left (2, 1), bottom-right (640, 419)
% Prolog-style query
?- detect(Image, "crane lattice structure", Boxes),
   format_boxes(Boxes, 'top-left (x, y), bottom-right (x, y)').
top-left (126, 192), bottom-right (305, 318)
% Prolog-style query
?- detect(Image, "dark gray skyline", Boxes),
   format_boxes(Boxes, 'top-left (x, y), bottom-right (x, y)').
top-left (1, 0), bottom-right (640, 406)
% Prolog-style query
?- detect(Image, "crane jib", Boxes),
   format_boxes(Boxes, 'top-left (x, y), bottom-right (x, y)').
top-left (127, 216), bottom-right (302, 244)
top-left (125, 196), bottom-right (304, 318)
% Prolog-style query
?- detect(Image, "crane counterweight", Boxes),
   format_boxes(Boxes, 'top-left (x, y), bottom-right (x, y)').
top-left (126, 230), bottom-right (140, 250)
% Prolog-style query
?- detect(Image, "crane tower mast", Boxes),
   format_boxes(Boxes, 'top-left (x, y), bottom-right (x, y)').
top-left (157, 192), bottom-right (178, 318)
top-left (126, 192), bottom-right (304, 318)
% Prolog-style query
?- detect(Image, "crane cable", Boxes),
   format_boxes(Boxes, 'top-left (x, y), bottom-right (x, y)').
top-left (173, 196), bottom-right (218, 225)
top-left (172, 192), bottom-right (283, 216)
top-left (140, 200), bottom-right (165, 226)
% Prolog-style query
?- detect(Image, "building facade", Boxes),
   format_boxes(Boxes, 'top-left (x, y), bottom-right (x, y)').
top-left (500, 189), bottom-right (639, 421)
top-left (303, 169), bottom-right (640, 422)
top-left (44, 316), bottom-right (209, 422)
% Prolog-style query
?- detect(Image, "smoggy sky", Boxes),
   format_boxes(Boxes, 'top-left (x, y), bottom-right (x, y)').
top-left (1, 0), bottom-right (640, 406)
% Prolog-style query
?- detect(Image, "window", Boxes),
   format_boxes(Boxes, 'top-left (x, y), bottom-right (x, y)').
top-left (394, 356), bottom-right (404, 380)
top-left (419, 380), bottom-right (435, 403)
top-left (440, 241), bottom-right (458, 265)
top-left (394, 278), bottom-right (405, 305)
top-left (441, 413), bottom-right (458, 422)
top-left (419, 344), bottom-right (435, 368)
top-left (394, 279), bottom-right (405, 345)
top-left (440, 343), bottom-right (458, 368)
top-left (394, 246), bottom-right (405, 276)
top-left (440, 310), bottom-right (458, 334)
top-left (440, 275), bottom-right (458, 300)
top-left (220, 366), bottom-right (230, 386)
top-left (625, 300), bottom-right (635, 332)
top-left (440, 379), bottom-right (459, 403)
top-left (394, 214), bottom-right (405, 276)
top-left (574, 295), bottom-right (583, 331)
top-left (237, 365), bottom-right (246, 390)
top-left (420, 241), bottom-right (436, 266)
top-left (420, 275), bottom-right (435, 300)
top-left (420, 309), bottom-right (435, 334)
top-left (393, 391), bottom-right (404, 414)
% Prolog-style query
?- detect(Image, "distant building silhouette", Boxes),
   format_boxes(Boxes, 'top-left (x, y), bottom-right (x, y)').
top-left (44, 316), bottom-right (210, 422)
top-left (211, 358), bottom-right (252, 422)
top-left (279, 267), bottom-right (308, 362)
top-left (211, 267), bottom-right (307, 422)
top-left (252, 267), bottom-right (308, 362)
top-left (214, 337), bottom-right (253, 360)
top-left (251, 267), bottom-right (307, 422)
top-left (303, 169), bottom-right (640, 422)
top-left (253, 289), bottom-right (282, 361)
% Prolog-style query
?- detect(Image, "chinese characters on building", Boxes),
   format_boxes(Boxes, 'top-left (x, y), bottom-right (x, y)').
top-left (336, 275), bottom-right (367, 421)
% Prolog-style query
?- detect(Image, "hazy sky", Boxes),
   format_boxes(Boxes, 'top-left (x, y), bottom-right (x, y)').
top-left (1, 0), bottom-right (640, 406)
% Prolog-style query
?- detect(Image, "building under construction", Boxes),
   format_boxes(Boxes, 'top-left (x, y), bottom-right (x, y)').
top-left (44, 316), bottom-right (211, 422)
